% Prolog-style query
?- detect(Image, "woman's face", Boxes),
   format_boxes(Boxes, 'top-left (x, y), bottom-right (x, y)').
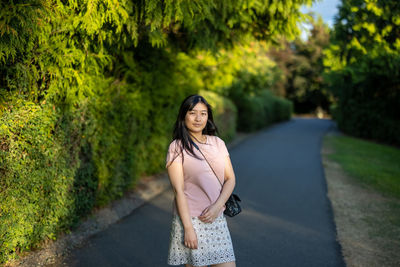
top-left (184, 102), bottom-right (208, 134)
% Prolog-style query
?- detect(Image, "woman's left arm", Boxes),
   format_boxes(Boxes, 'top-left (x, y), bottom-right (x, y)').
top-left (199, 155), bottom-right (236, 223)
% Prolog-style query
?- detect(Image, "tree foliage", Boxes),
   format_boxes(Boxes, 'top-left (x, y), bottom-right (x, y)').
top-left (269, 15), bottom-right (332, 113)
top-left (0, 0), bottom-right (311, 108)
top-left (330, 0), bottom-right (400, 64)
top-left (324, 0), bottom-right (400, 145)
top-left (0, 0), bottom-right (310, 263)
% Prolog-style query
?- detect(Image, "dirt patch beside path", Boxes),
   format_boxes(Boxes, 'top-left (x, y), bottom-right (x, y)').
top-left (322, 139), bottom-right (400, 267)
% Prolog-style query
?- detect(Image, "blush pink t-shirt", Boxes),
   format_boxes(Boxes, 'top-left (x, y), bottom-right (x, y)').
top-left (165, 135), bottom-right (230, 217)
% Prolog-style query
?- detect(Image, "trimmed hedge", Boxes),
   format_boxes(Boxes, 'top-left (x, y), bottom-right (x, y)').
top-left (228, 71), bottom-right (293, 132)
top-left (233, 91), bottom-right (292, 132)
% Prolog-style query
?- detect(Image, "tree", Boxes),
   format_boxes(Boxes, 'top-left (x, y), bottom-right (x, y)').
top-left (324, 0), bottom-right (400, 145)
top-left (269, 15), bottom-right (332, 114)
top-left (331, 0), bottom-right (400, 64)
top-left (0, 0), bottom-right (313, 108)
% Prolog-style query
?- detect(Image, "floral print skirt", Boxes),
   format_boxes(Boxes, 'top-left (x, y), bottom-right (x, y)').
top-left (167, 214), bottom-right (236, 266)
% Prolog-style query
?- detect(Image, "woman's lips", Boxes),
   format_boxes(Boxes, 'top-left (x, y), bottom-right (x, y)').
top-left (193, 124), bottom-right (202, 127)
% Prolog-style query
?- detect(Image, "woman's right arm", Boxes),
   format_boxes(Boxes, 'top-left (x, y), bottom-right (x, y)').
top-left (167, 160), bottom-right (198, 249)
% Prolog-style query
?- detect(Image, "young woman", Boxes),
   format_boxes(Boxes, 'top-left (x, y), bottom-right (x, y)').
top-left (166, 95), bottom-right (236, 267)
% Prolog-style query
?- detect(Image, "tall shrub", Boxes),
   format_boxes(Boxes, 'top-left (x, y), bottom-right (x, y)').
top-left (326, 52), bottom-right (400, 144)
top-left (229, 71), bottom-right (293, 132)
top-left (0, 102), bottom-right (77, 261)
top-left (324, 0), bottom-right (400, 145)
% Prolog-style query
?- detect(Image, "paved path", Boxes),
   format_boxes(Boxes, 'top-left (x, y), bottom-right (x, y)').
top-left (64, 118), bottom-right (345, 267)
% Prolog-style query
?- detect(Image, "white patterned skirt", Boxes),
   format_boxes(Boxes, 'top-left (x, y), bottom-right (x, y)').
top-left (167, 214), bottom-right (236, 266)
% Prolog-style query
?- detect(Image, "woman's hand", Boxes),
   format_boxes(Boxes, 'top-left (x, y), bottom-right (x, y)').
top-left (199, 203), bottom-right (223, 223)
top-left (184, 227), bottom-right (198, 249)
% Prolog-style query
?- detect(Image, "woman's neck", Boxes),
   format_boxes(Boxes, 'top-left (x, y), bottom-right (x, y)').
top-left (189, 132), bottom-right (206, 143)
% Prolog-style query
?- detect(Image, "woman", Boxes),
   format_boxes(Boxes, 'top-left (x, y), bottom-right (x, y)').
top-left (166, 94), bottom-right (237, 267)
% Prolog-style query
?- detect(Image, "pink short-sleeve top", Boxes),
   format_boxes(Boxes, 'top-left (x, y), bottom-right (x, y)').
top-left (165, 135), bottom-right (230, 217)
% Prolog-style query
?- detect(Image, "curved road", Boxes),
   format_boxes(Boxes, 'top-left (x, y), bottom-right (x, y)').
top-left (64, 118), bottom-right (345, 267)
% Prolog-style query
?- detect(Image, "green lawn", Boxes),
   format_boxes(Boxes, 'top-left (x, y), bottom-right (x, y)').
top-left (324, 135), bottom-right (400, 200)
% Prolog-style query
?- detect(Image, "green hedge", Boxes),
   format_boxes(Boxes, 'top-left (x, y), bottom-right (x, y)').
top-left (0, 102), bottom-right (77, 260)
top-left (327, 52), bottom-right (400, 145)
top-left (233, 91), bottom-right (292, 132)
top-left (0, 44), bottom-right (288, 264)
top-left (228, 71), bottom-right (293, 132)
top-left (0, 47), bottom-right (240, 263)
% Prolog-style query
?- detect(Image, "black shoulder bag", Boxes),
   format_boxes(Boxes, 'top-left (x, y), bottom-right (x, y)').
top-left (190, 139), bottom-right (242, 217)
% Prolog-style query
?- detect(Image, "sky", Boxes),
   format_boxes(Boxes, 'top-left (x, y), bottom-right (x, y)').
top-left (299, 0), bottom-right (341, 39)
top-left (301, 0), bottom-right (341, 28)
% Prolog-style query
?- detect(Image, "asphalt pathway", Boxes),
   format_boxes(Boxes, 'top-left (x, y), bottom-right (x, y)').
top-left (64, 118), bottom-right (345, 267)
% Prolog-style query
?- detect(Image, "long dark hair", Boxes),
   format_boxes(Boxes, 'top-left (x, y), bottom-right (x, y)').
top-left (171, 94), bottom-right (219, 161)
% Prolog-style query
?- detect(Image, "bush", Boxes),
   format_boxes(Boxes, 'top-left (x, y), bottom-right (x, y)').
top-left (86, 46), bottom-right (198, 205)
top-left (0, 46), bottom-right (196, 262)
top-left (228, 71), bottom-right (293, 132)
top-left (327, 52), bottom-right (400, 145)
top-left (0, 41), bottom-right (292, 263)
top-left (271, 94), bottom-right (293, 122)
top-left (0, 102), bottom-right (77, 262)
top-left (0, 40), bottom-right (242, 263)
top-left (329, 104), bottom-right (338, 121)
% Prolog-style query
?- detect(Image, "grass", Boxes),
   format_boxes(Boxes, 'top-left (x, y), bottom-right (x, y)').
top-left (323, 134), bottom-right (400, 266)
top-left (324, 134), bottom-right (400, 200)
